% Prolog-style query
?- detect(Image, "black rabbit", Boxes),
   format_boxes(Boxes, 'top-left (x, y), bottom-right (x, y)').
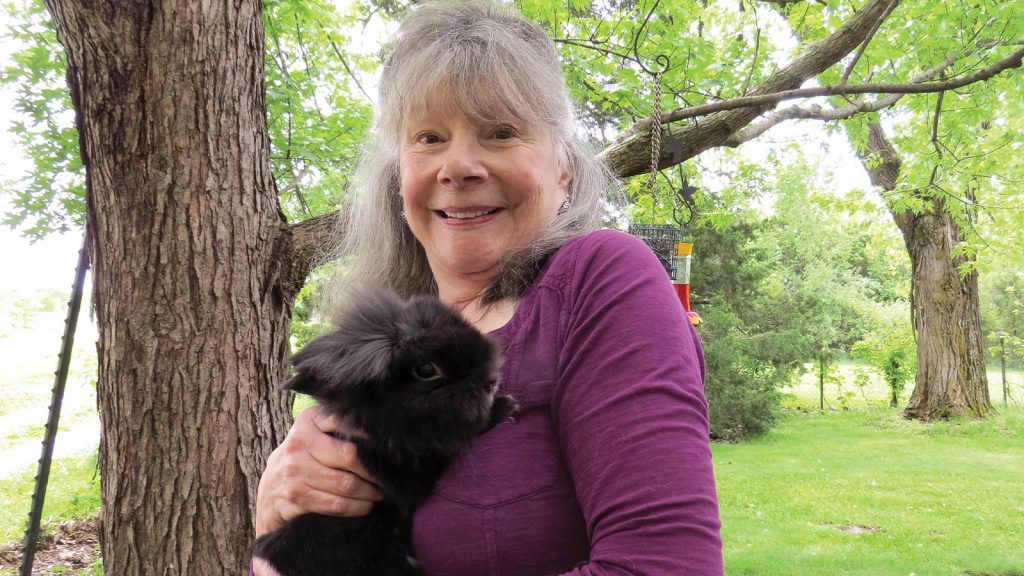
top-left (252, 291), bottom-right (517, 576)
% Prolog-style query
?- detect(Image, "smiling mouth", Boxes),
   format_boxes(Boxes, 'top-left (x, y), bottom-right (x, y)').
top-left (439, 208), bottom-right (500, 219)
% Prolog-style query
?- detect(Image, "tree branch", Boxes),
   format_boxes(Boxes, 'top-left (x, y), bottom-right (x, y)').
top-left (758, 0), bottom-right (826, 5)
top-left (723, 49), bottom-right (966, 147)
top-left (931, 76), bottom-right (945, 157)
top-left (553, 37), bottom-right (636, 63)
top-left (602, 37), bottom-right (1023, 178)
top-left (861, 123), bottom-right (902, 194)
top-left (840, 0), bottom-right (899, 86)
top-left (288, 210), bottom-right (344, 288)
top-left (599, 0), bottom-right (903, 177)
top-left (656, 46), bottom-right (1023, 125)
top-left (722, 95), bottom-right (901, 146)
top-left (740, 12), bottom-right (762, 96)
top-left (319, 21), bottom-right (374, 103)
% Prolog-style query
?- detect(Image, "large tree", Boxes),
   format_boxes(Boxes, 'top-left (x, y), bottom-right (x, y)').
top-left (39, 0), bottom-right (308, 571)
top-left (728, 1), bottom-right (1020, 419)
top-left (2, 0), bottom-right (1021, 571)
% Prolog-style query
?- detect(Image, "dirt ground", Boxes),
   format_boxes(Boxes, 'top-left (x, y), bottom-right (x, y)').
top-left (0, 517), bottom-right (100, 575)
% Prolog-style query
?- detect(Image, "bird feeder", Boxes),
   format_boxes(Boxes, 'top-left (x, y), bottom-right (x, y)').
top-left (628, 224), bottom-right (701, 326)
top-left (672, 241), bottom-right (701, 326)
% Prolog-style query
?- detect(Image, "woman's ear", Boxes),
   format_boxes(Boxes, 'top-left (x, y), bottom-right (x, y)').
top-left (556, 142), bottom-right (574, 199)
top-left (558, 168), bottom-right (573, 198)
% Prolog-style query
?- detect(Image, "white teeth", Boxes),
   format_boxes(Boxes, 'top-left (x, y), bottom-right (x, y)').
top-left (443, 209), bottom-right (494, 219)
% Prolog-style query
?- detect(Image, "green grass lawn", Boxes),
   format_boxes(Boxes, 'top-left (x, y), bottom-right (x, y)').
top-left (0, 292), bottom-right (97, 421)
top-left (714, 408), bottom-right (1024, 576)
top-left (0, 453), bottom-right (100, 544)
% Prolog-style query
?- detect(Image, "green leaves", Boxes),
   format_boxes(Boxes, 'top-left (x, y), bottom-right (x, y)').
top-left (263, 0), bottom-right (376, 221)
top-left (1, 0), bottom-right (84, 240)
top-left (692, 152), bottom-right (912, 437)
top-left (823, 1), bottom-right (1024, 266)
top-left (851, 308), bottom-right (916, 408)
top-left (5, 0), bottom-right (1019, 245)
top-left (1, 0), bottom-right (381, 236)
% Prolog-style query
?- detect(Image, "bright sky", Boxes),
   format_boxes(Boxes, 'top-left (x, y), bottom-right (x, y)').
top-left (0, 3), bottom-right (870, 293)
top-left (0, 22), bottom-right (86, 293)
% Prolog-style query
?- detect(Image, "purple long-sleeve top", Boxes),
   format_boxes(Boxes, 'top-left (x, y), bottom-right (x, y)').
top-left (411, 230), bottom-right (723, 575)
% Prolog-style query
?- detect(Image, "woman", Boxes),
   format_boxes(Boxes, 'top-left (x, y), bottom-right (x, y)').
top-left (255, 1), bottom-right (723, 574)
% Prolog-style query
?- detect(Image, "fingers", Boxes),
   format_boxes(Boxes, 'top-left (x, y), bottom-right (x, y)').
top-left (300, 423), bottom-right (380, 491)
top-left (308, 405), bottom-right (342, 434)
top-left (273, 438), bottom-right (383, 504)
top-left (254, 407), bottom-right (383, 536)
top-left (279, 480), bottom-right (377, 519)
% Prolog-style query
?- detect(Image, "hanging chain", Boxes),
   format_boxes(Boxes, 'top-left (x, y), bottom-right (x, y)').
top-left (631, 0), bottom-right (670, 211)
top-left (643, 68), bottom-right (663, 200)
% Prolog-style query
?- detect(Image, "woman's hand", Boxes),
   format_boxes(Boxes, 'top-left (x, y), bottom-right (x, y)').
top-left (255, 406), bottom-right (383, 537)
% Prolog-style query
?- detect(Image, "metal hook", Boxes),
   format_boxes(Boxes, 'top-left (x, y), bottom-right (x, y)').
top-left (671, 167), bottom-right (698, 229)
top-left (632, 0), bottom-right (671, 77)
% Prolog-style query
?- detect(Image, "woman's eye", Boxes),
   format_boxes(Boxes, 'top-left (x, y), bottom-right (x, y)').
top-left (416, 132), bottom-right (441, 145)
top-left (413, 362), bottom-right (444, 381)
top-left (492, 126), bottom-right (518, 140)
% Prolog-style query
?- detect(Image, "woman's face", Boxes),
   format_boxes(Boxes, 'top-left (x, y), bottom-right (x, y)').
top-left (398, 103), bottom-right (572, 286)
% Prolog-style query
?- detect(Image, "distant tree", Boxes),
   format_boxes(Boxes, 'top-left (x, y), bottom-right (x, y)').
top-left (535, 0), bottom-right (1022, 419)
top-left (691, 217), bottom-right (792, 440)
top-left (694, 155), bottom-right (892, 436)
top-left (982, 269), bottom-right (1023, 361)
top-left (756, 1), bottom-right (1023, 419)
top-left (852, 312), bottom-right (917, 408)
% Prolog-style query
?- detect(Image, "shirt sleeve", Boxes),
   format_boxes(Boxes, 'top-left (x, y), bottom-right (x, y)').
top-left (552, 231), bottom-right (723, 576)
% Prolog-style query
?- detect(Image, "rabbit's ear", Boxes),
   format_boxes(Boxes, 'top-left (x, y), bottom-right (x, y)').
top-left (283, 371), bottom-right (323, 396)
top-left (338, 335), bottom-right (396, 384)
top-left (283, 331), bottom-right (349, 396)
top-left (284, 331), bottom-right (397, 396)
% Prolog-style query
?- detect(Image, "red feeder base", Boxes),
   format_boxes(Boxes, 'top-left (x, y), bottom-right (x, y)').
top-left (672, 283), bottom-right (701, 326)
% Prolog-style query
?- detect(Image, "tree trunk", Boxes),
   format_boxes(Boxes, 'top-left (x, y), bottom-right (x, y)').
top-left (45, 1), bottom-right (296, 573)
top-left (860, 123), bottom-right (992, 420)
top-left (897, 205), bottom-right (992, 419)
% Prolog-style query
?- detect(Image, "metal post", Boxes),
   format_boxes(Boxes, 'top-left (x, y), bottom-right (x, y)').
top-left (19, 232), bottom-right (89, 576)
top-left (819, 356), bottom-right (825, 411)
top-left (1000, 335), bottom-right (1008, 407)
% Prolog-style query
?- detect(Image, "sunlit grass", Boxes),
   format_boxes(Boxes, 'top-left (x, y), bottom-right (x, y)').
top-left (0, 453), bottom-right (100, 544)
top-left (714, 408), bottom-right (1024, 576)
top-left (0, 408), bottom-right (95, 451)
top-left (0, 292), bottom-right (97, 421)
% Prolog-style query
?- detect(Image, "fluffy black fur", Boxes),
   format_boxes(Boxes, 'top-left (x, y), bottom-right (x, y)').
top-left (252, 292), bottom-right (517, 576)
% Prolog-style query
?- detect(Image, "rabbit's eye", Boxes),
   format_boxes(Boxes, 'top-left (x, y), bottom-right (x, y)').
top-left (413, 362), bottom-right (444, 381)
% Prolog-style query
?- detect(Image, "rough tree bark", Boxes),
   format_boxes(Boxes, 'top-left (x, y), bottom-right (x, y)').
top-left (43, 1), bottom-right (310, 572)
top-left (859, 123), bottom-right (992, 419)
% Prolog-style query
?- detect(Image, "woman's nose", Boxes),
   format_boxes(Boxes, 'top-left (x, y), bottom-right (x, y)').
top-left (437, 136), bottom-right (488, 188)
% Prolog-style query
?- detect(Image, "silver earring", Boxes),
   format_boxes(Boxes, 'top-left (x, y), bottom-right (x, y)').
top-left (558, 199), bottom-right (571, 215)
top-left (401, 210), bottom-right (407, 220)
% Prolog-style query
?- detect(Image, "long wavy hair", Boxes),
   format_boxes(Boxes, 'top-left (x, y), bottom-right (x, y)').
top-left (325, 0), bottom-right (620, 315)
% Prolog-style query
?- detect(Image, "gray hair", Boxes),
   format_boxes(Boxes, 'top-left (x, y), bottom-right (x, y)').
top-left (327, 0), bottom-right (619, 314)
